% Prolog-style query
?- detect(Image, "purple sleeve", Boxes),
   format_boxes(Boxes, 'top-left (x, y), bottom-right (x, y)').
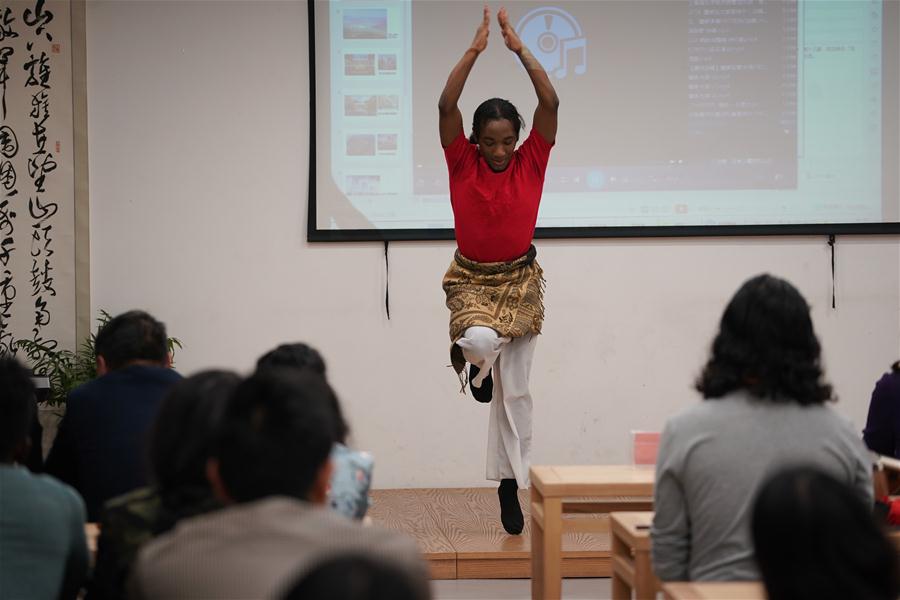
top-left (863, 371), bottom-right (900, 458)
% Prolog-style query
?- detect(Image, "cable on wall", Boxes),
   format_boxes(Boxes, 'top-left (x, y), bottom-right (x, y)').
top-left (827, 234), bottom-right (836, 309)
top-left (384, 240), bottom-right (391, 320)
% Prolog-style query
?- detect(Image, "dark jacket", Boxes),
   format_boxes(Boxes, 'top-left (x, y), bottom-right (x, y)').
top-left (863, 369), bottom-right (900, 459)
top-left (45, 365), bottom-right (182, 521)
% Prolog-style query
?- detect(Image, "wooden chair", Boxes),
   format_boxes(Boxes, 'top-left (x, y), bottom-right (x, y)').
top-left (530, 465), bottom-right (654, 600)
top-left (662, 581), bottom-right (765, 599)
top-left (610, 512), bottom-right (658, 599)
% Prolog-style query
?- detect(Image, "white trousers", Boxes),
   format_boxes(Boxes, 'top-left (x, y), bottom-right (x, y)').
top-left (455, 326), bottom-right (536, 490)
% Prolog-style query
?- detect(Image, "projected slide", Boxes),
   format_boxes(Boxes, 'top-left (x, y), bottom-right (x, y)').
top-left (311, 0), bottom-right (897, 236)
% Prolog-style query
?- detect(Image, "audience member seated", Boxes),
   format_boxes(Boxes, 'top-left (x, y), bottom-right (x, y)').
top-left (45, 310), bottom-right (182, 521)
top-left (130, 368), bottom-right (429, 599)
top-left (864, 360), bottom-right (900, 458)
top-left (87, 370), bottom-right (240, 600)
top-left (863, 361), bottom-right (900, 526)
top-left (651, 273), bottom-right (873, 582)
top-left (0, 358), bottom-right (88, 599)
top-left (753, 466), bottom-right (900, 600)
top-left (25, 374), bottom-right (49, 472)
top-left (281, 554), bottom-right (429, 600)
top-left (25, 410), bottom-right (44, 472)
top-left (257, 342), bottom-right (373, 520)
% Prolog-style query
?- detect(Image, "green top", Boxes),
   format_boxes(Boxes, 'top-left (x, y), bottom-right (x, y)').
top-left (0, 465), bottom-right (88, 600)
top-left (87, 486), bottom-right (221, 600)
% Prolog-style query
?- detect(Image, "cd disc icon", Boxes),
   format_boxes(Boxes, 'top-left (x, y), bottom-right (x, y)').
top-left (515, 7), bottom-right (587, 79)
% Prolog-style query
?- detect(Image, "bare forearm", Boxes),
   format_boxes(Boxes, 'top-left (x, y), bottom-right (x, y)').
top-left (439, 49), bottom-right (480, 113)
top-left (516, 47), bottom-right (559, 109)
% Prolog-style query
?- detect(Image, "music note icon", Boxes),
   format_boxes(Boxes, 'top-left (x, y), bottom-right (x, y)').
top-left (555, 37), bottom-right (587, 79)
top-left (516, 7), bottom-right (588, 80)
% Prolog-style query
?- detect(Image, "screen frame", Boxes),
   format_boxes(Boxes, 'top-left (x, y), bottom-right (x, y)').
top-left (307, 0), bottom-right (900, 242)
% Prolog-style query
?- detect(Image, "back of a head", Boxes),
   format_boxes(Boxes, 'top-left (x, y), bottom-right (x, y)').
top-left (0, 358), bottom-right (36, 462)
top-left (214, 368), bottom-right (337, 503)
top-left (696, 273), bottom-right (831, 405)
top-left (281, 554), bottom-right (427, 600)
top-left (256, 343), bottom-right (326, 375)
top-left (255, 342), bottom-right (348, 444)
top-left (94, 310), bottom-right (168, 371)
top-left (148, 370), bottom-right (241, 506)
top-left (752, 466), bottom-right (900, 600)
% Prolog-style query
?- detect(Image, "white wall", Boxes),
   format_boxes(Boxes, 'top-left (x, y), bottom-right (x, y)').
top-left (87, 1), bottom-right (900, 489)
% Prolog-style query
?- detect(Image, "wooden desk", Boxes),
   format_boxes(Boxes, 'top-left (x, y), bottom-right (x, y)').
top-left (888, 529), bottom-right (900, 554)
top-left (530, 465), bottom-right (654, 600)
top-left (877, 455), bottom-right (900, 473)
top-left (610, 512), bottom-right (657, 600)
top-left (662, 582), bottom-right (765, 600)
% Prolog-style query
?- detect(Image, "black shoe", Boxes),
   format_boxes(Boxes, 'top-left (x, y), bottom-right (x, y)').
top-left (469, 364), bottom-right (493, 403)
top-left (498, 478), bottom-right (524, 535)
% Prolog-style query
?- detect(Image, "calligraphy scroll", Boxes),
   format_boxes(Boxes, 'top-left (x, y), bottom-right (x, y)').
top-left (0, 0), bottom-right (77, 360)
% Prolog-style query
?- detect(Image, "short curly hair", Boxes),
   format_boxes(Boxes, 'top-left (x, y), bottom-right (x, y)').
top-left (696, 274), bottom-right (832, 405)
top-left (94, 310), bottom-right (168, 370)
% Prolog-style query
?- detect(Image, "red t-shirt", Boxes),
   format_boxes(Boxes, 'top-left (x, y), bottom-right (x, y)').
top-left (444, 128), bottom-right (553, 263)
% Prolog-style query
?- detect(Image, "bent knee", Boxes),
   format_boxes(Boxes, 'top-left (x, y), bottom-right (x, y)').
top-left (457, 326), bottom-right (501, 363)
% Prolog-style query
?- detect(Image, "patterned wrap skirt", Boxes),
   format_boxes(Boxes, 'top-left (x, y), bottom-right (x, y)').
top-left (442, 245), bottom-right (545, 377)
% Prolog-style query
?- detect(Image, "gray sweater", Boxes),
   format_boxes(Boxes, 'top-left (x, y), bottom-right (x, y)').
top-left (651, 391), bottom-right (873, 582)
top-left (132, 496), bottom-right (429, 599)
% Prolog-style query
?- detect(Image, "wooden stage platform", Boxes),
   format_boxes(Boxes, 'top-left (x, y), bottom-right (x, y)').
top-left (369, 488), bottom-right (630, 580)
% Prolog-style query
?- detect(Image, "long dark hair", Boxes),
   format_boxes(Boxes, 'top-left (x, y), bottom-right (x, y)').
top-left (695, 274), bottom-right (832, 405)
top-left (468, 98), bottom-right (524, 143)
top-left (148, 370), bottom-right (241, 512)
top-left (752, 466), bottom-right (900, 600)
top-left (0, 358), bottom-right (36, 461)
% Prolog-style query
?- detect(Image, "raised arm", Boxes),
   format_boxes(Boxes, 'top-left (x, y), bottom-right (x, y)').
top-left (498, 7), bottom-right (559, 144)
top-left (438, 6), bottom-right (490, 147)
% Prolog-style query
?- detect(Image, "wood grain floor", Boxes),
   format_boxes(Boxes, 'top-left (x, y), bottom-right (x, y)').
top-left (369, 488), bottom-right (630, 580)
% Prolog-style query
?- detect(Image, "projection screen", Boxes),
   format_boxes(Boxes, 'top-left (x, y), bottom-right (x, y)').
top-left (308, 0), bottom-right (900, 241)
